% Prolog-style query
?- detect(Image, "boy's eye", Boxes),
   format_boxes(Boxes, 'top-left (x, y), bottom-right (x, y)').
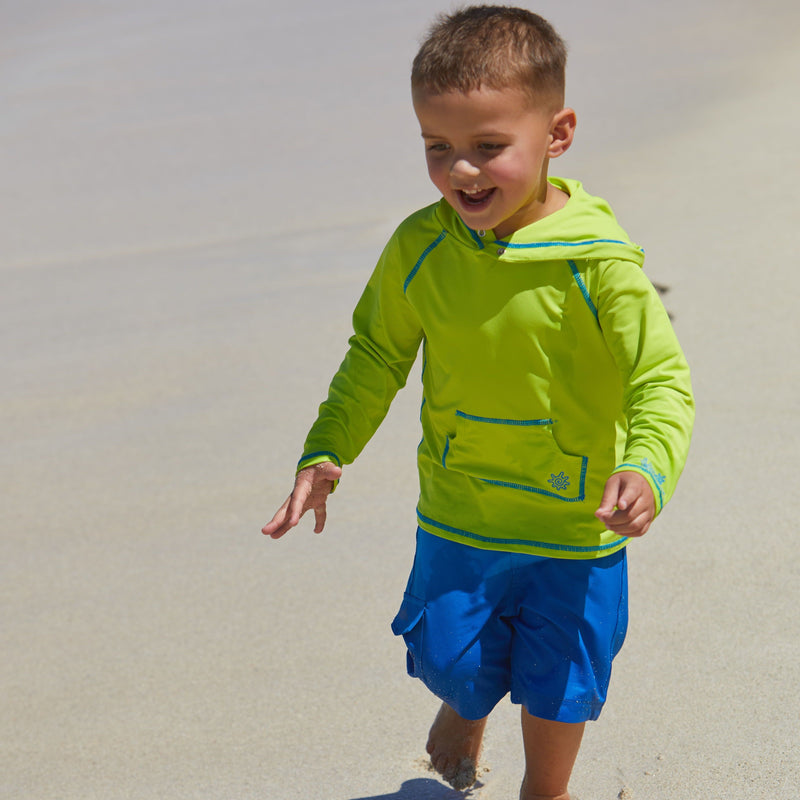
top-left (426, 142), bottom-right (450, 152)
top-left (479, 142), bottom-right (505, 152)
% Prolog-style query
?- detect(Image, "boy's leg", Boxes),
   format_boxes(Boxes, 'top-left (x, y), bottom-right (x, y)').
top-left (426, 702), bottom-right (487, 791)
top-left (392, 530), bottom-right (513, 789)
top-left (519, 709), bottom-right (584, 800)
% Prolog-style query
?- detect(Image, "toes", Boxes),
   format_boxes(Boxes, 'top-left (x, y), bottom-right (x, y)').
top-left (440, 757), bottom-right (457, 782)
top-left (430, 750), bottom-right (451, 776)
top-left (430, 753), bottom-right (476, 791)
top-left (450, 758), bottom-right (477, 791)
top-left (429, 750), bottom-right (454, 780)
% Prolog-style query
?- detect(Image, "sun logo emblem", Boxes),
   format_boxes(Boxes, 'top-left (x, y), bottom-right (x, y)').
top-left (547, 471), bottom-right (570, 492)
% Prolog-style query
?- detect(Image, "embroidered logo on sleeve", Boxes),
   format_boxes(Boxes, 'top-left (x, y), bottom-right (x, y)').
top-left (640, 458), bottom-right (666, 486)
top-left (547, 471), bottom-right (571, 492)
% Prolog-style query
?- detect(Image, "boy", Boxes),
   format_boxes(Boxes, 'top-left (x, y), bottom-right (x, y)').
top-left (263, 6), bottom-right (694, 799)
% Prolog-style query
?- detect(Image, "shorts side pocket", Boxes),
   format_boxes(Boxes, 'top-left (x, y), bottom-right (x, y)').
top-left (391, 592), bottom-right (426, 678)
top-left (611, 554), bottom-right (629, 659)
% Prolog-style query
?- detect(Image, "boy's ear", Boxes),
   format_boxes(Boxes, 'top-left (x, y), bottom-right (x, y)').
top-left (548, 107), bottom-right (577, 158)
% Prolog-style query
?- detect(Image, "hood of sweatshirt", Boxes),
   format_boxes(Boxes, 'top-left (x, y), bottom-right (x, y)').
top-left (433, 176), bottom-right (645, 267)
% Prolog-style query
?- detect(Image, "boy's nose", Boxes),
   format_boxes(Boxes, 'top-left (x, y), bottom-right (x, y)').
top-left (449, 157), bottom-right (480, 180)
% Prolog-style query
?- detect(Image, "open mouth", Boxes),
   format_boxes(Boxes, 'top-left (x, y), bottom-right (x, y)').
top-left (458, 187), bottom-right (495, 207)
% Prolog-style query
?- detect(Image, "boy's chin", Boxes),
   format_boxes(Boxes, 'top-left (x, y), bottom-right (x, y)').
top-left (451, 206), bottom-right (500, 234)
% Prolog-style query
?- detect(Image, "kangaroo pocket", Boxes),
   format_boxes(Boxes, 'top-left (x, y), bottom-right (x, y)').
top-left (443, 410), bottom-right (587, 501)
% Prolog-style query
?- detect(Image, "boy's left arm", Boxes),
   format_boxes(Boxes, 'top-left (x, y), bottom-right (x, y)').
top-left (596, 260), bottom-right (695, 527)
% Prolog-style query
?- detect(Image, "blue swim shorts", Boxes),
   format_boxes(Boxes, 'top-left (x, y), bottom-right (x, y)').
top-left (391, 528), bottom-right (628, 723)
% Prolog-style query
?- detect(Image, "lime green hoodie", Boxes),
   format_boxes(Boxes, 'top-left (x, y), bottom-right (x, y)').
top-left (298, 178), bottom-right (694, 558)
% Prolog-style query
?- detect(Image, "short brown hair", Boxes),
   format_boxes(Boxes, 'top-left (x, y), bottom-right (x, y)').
top-left (411, 5), bottom-right (567, 106)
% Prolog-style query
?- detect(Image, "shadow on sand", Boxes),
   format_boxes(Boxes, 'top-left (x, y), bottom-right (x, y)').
top-left (349, 777), bottom-right (484, 800)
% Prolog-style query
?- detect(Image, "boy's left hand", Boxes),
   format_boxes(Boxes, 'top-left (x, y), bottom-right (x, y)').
top-left (595, 471), bottom-right (655, 537)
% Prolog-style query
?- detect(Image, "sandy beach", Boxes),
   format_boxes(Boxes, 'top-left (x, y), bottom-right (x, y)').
top-left (2, 2), bottom-right (799, 798)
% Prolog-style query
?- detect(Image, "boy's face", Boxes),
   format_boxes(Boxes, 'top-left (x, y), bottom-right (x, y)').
top-left (412, 86), bottom-right (574, 239)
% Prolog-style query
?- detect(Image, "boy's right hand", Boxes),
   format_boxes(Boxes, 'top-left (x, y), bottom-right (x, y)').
top-left (261, 461), bottom-right (343, 539)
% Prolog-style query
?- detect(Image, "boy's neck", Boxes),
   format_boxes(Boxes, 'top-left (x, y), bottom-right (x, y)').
top-left (493, 178), bottom-right (569, 240)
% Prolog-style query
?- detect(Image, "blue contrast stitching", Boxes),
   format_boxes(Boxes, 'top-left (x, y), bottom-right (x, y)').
top-left (417, 510), bottom-right (627, 554)
top-left (467, 227), bottom-right (485, 249)
top-left (441, 436), bottom-right (450, 468)
top-left (495, 237), bottom-right (635, 250)
top-left (455, 410), bottom-right (554, 426)
top-left (479, 455), bottom-right (588, 502)
top-left (297, 451), bottom-right (341, 468)
top-left (568, 260), bottom-right (598, 321)
top-left (480, 478), bottom-right (584, 502)
top-left (404, 231), bottom-right (447, 293)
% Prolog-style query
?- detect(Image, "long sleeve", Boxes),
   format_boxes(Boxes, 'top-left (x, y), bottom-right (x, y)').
top-left (297, 236), bottom-right (425, 471)
top-left (597, 260), bottom-right (695, 513)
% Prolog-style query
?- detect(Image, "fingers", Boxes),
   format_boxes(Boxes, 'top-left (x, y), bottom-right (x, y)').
top-left (595, 477), bottom-right (621, 520)
top-left (595, 471), bottom-right (655, 538)
top-left (313, 503), bottom-right (327, 534)
top-left (286, 478), bottom-right (313, 526)
top-left (261, 475), bottom-right (313, 539)
top-left (262, 461), bottom-right (342, 539)
top-left (601, 505), bottom-right (652, 537)
top-left (261, 493), bottom-right (299, 539)
top-left (615, 477), bottom-right (642, 514)
top-left (315, 461), bottom-right (342, 483)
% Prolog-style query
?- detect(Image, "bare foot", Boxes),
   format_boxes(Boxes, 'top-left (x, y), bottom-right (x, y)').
top-left (426, 703), bottom-right (487, 791)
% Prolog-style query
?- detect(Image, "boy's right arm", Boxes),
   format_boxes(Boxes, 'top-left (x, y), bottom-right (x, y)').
top-left (264, 224), bottom-right (423, 542)
top-left (261, 461), bottom-right (343, 539)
